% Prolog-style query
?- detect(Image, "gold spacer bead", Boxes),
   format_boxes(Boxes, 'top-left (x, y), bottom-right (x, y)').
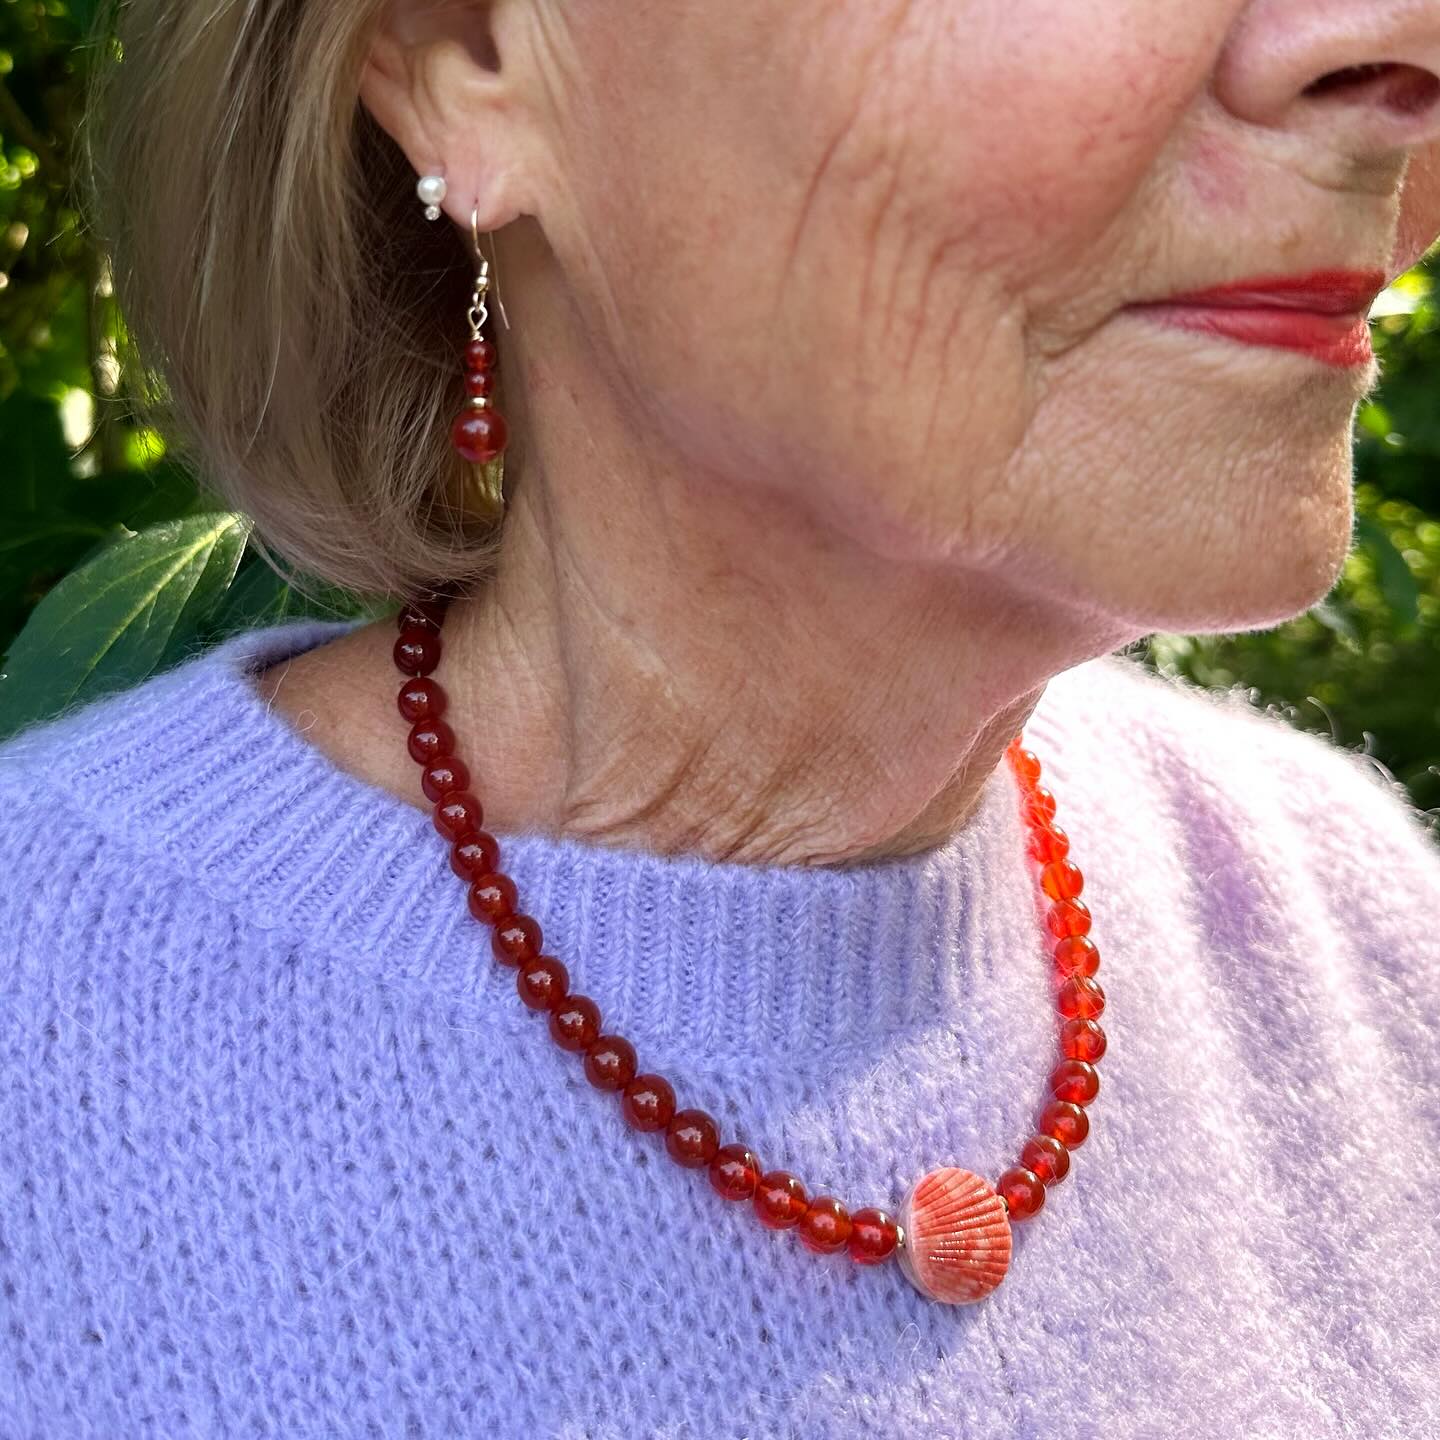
top-left (467, 396), bottom-right (490, 410)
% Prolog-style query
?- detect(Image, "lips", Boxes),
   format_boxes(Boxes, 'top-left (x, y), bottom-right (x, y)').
top-left (1127, 268), bottom-right (1388, 368)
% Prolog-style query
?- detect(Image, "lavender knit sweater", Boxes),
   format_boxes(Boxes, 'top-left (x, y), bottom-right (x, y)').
top-left (1, 615), bottom-right (1437, 1439)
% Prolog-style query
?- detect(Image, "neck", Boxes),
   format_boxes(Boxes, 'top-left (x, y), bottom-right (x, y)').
top-left (432, 325), bottom-right (1130, 870)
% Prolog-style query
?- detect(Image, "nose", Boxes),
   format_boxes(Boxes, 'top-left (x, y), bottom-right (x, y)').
top-left (1214, 0), bottom-right (1440, 155)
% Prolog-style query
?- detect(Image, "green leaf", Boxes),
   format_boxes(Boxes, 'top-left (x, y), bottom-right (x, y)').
top-left (0, 512), bottom-right (251, 741)
top-left (1354, 513), bottom-right (1421, 629)
top-left (1306, 599), bottom-right (1360, 647)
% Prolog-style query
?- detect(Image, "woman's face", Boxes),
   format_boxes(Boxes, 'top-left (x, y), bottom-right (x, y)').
top-left (407, 0), bottom-right (1440, 633)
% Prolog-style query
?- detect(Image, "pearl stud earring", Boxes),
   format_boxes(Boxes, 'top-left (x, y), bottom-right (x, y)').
top-left (416, 174), bottom-right (447, 221)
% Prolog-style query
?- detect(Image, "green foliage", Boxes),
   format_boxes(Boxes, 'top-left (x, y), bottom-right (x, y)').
top-left (0, 3), bottom-right (1437, 836)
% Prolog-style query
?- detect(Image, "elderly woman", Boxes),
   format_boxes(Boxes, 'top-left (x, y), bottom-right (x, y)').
top-left (2, 0), bottom-right (1440, 1434)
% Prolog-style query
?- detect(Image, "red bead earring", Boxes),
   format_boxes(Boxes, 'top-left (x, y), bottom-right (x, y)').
top-left (449, 206), bottom-right (509, 490)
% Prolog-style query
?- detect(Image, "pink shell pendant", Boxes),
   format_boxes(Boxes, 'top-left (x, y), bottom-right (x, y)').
top-left (898, 1166), bottom-right (1013, 1304)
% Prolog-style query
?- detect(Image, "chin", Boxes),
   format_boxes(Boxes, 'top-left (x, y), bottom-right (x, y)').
top-left (1118, 496), bottom-right (1356, 636)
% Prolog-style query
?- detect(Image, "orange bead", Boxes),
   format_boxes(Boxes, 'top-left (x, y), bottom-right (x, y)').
top-left (665, 1109), bottom-right (721, 1168)
top-left (621, 1073), bottom-right (675, 1132)
top-left (1027, 822), bottom-right (1070, 864)
top-left (550, 995), bottom-right (601, 1052)
top-left (397, 675), bottom-right (446, 724)
top-left (798, 1197), bottom-right (853, 1254)
top-left (407, 719), bottom-right (454, 766)
top-left (583, 1034), bottom-right (637, 1091)
top-left (848, 1207), bottom-right (900, 1265)
top-left (1045, 898), bottom-right (1092, 939)
top-left (394, 627), bottom-right (441, 677)
top-left (1049, 1058), bottom-right (1100, 1106)
top-left (1020, 1133), bottom-right (1070, 1185)
top-left (1041, 859), bottom-right (1084, 901)
top-left (396, 598), bottom-right (447, 632)
top-left (450, 831), bottom-right (501, 883)
top-left (1038, 1099), bottom-right (1090, 1149)
top-left (1053, 935), bottom-right (1100, 977)
top-left (1021, 786), bottom-right (1057, 826)
top-left (434, 792), bottom-right (484, 844)
top-left (1057, 975), bottom-right (1106, 1020)
top-left (996, 1166), bottom-right (1046, 1221)
top-left (468, 872), bottom-right (516, 924)
top-left (754, 1171), bottom-right (808, 1229)
top-left (710, 1144), bottom-right (762, 1202)
top-left (452, 408), bottom-right (508, 464)
top-left (492, 914), bottom-right (542, 966)
top-left (1009, 746), bottom-right (1042, 788)
top-left (465, 337), bottom-right (497, 370)
top-left (421, 755), bottom-right (469, 804)
top-left (516, 955), bottom-right (568, 1011)
top-left (1060, 1018), bottom-right (1107, 1063)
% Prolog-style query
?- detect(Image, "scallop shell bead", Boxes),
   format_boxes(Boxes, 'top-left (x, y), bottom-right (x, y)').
top-left (897, 1167), bottom-right (1013, 1305)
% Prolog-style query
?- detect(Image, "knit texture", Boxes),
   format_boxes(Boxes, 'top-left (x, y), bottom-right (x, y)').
top-left (1, 615), bottom-right (1438, 1440)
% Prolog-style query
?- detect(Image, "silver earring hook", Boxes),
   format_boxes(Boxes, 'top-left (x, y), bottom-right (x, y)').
top-left (470, 205), bottom-right (511, 333)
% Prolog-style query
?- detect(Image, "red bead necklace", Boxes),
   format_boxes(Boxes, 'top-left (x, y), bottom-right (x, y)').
top-left (392, 592), bottom-right (1106, 1305)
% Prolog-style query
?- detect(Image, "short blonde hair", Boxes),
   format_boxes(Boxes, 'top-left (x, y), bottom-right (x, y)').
top-left (80, 0), bottom-right (504, 607)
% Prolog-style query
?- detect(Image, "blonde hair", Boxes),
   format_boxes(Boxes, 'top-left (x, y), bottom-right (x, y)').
top-left (79, 0), bottom-right (504, 608)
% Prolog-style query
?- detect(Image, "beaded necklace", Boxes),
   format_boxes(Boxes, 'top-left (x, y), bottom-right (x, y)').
top-left (392, 592), bottom-right (1106, 1305)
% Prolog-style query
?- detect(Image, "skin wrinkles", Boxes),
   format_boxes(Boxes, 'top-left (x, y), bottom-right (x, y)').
top-left (251, 0), bottom-right (1440, 869)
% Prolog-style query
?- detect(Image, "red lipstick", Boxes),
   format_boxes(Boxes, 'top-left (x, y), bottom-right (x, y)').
top-left (1128, 269), bottom-right (1387, 368)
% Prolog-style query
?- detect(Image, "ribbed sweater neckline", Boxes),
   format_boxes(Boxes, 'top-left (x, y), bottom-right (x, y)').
top-left (43, 615), bottom-right (1073, 1068)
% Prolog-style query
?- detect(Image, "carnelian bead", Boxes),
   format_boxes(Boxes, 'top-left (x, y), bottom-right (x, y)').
top-left (493, 914), bottom-right (543, 966)
top-left (1056, 975), bottom-right (1106, 1020)
top-left (1020, 1133), bottom-right (1071, 1185)
top-left (434, 792), bottom-right (484, 843)
top-left (1050, 1058), bottom-right (1101, 1106)
top-left (1041, 859), bottom-right (1084, 901)
top-left (408, 719), bottom-right (456, 765)
top-left (1021, 786), bottom-right (1057, 826)
top-left (517, 955), bottom-right (569, 1011)
top-left (1060, 1017), bottom-right (1107, 1063)
top-left (622, 1073), bottom-right (676, 1132)
top-left (1039, 1099), bottom-right (1090, 1149)
top-left (583, 1034), bottom-right (637, 1091)
top-left (465, 337), bottom-right (497, 370)
top-left (1053, 935), bottom-right (1100, 978)
top-left (665, 1109), bottom-right (721, 1169)
top-left (397, 675), bottom-right (447, 724)
top-left (848, 1207), bottom-right (900, 1265)
top-left (550, 994), bottom-right (602, 1052)
top-left (468, 872), bottom-right (517, 924)
top-left (1045, 897), bottom-right (1092, 939)
top-left (451, 830), bottom-right (501, 882)
top-left (754, 1171), bottom-right (808, 1230)
top-left (710, 1144), bottom-right (763, 1202)
top-left (452, 409), bottom-right (508, 464)
top-left (464, 369), bottom-right (494, 398)
top-left (997, 1166), bottom-right (1046, 1221)
top-left (799, 1197), bottom-right (853, 1254)
top-left (421, 756), bottom-right (470, 804)
top-left (396, 597), bottom-right (448, 632)
top-left (394, 627), bottom-right (442, 677)
top-left (1009, 746), bottom-right (1042, 788)
top-left (1027, 822), bottom-right (1070, 864)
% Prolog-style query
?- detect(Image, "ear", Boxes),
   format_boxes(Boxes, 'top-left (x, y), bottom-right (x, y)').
top-left (359, 0), bottom-right (529, 232)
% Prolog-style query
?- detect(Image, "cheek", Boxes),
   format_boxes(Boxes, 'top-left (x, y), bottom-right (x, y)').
top-left (1392, 142), bottom-right (1440, 278)
top-left (899, 2), bottom-right (1236, 281)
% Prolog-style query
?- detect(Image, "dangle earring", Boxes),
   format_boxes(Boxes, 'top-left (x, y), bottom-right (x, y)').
top-left (449, 204), bottom-right (510, 519)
